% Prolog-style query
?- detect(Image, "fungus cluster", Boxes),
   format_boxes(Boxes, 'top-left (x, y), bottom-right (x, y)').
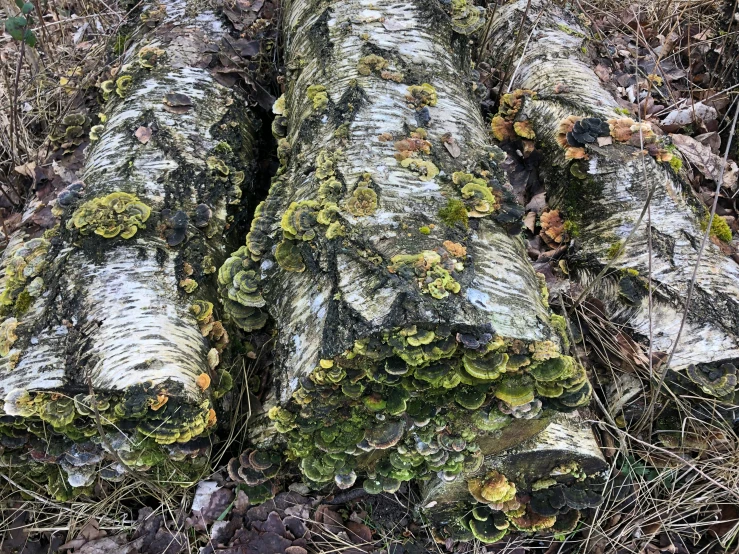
top-left (67, 192), bottom-right (151, 239)
top-left (138, 45), bottom-right (165, 69)
top-left (139, 3), bottom-right (166, 28)
top-left (100, 75), bottom-right (134, 101)
top-left (686, 363), bottom-right (737, 399)
top-left (206, 142), bottom-right (245, 205)
top-left (387, 245), bottom-right (464, 299)
top-left (264, 319), bottom-right (592, 500)
top-left (191, 300), bottom-right (231, 354)
top-left (557, 115), bottom-right (675, 163)
top-left (0, 237), bottom-right (50, 318)
top-left (448, 0), bottom-right (486, 35)
top-left (0, 318), bottom-right (19, 357)
top-left (449, 169), bottom-right (523, 233)
top-left (222, 148), bottom-right (350, 321)
top-left (438, 466), bottom-right (603, 543)
top-left (394, 128), bottom-right (439, 182)
top-left (218, 246), bottom-right (269, 332)
top-left (227, 448), bottom-right (282, 503)
top-left (0, 379), bottom-right (217, 496)
top-left (48, 113), bottom-right (90, 153)
top-left (307, 84), bottom-right (329, 112)
top-left (490, 89), bottom-right (536, 143)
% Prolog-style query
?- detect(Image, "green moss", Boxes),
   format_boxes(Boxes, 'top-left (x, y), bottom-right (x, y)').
top-left (669, 156), bottom-right (683, 172)
top-left (606, 240), bottom-right (624, 260)
top-left (549, 314), bottom-right (569, 351)
top-left (438, 199), bottom-right (469, 228)
top-left (13, 290), bottom-right (32, 316)
top-left (563, 220), bottom-right (580, 238)
top-left (701, 214), bottom-right (733, 243)
top-left (419, 226), bottom-right (431, 235)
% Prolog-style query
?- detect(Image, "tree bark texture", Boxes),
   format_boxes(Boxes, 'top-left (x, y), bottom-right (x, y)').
top-left (221, 0), bottom-right (604, 535)
top-left (0, 0), bottom-right (256, 495)
top-left (485, 0), bottom-right (739, 374)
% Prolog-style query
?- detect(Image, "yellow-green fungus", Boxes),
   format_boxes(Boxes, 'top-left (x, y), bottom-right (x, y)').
top-left (68, 192), bottom-right (150, 239)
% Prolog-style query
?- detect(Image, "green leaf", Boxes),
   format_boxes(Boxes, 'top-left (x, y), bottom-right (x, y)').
top-left (14, 0), bottom-right (24, 9)
top-left (4, 16), bottom-right (28, 41)
top-left (23, 28), bottom-right (36, 47)
top-left (21, 3), bottom-right (34, 15)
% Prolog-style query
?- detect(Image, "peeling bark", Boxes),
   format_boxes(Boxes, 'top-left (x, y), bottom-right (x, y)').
top-left (486, 0), bottom-right (739, 372)
top-left (0, 0), bottom-right (256, 493)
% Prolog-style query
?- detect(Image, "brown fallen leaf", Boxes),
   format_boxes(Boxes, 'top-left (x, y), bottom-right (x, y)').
top-left (523, 211), bottom-right (537, 233)
top-left (135, 126), bottom-right (152, 144)
top-left (163, 92), bottom-right (193, 114)
top-left (441, 133), bottom-right (461, 158)
top-left (594, 64), bottom-right (611, 82)
top-left (670, 133), bottom-right (723, 182)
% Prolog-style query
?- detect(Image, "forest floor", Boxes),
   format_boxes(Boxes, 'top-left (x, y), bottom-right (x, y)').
top-left (1, 0), bottom-right (739, 553)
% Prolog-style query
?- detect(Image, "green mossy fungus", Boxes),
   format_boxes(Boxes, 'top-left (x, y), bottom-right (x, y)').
top-left (0, 379), bottom-right (217, 497)
top-left (267, 325), bottom-right (593, 497)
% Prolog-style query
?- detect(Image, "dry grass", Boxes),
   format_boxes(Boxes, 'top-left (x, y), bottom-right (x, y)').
top-left (0, 0), bottom-right (132, 208)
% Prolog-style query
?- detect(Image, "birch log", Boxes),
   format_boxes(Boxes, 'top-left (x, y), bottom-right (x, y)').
top-left (485, 0), bottom-right (739, 378)
top-left (422, 414), bottom-right (607, 542)
top-left (221, 0), bottom-right (604, 533)
top-left (0, 0), bottom-right (255, 496)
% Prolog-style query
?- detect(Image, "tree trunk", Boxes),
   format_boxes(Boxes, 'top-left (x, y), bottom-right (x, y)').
top-left (484, 0), bottom-right (739, 374)
top-left (223, 0), bottom-right (604, 536)
top-left (0, 0), bottom-right (256, 495)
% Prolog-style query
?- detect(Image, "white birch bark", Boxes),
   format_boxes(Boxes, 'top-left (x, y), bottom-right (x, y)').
top-left (228, 0), bottom-right (604, 527)
top-left (0, 0), bottom-right (256, 488)
top-left (486, 0), bottom-right (739, 372)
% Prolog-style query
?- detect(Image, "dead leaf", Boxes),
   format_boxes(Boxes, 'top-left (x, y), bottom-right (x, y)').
top-left (594, 64), bottom-right (611, 82)
top-left (134, 126), bottom-right (152, 144)
top-left (597, 136), bottom-right (613, 146)
top-left (670, 133), bottom-right (724, 182)
top-left (79, 519), bottom-right (103, 541)
top-left (662, 101), bottom-right (717, 126)
top-left (14, 161), bottom-right (36, 179)
top-left (693, 131), bottom-right (720, 154)
top-left (525, 192), bottom-right (547, 214)
top-left (163, 92), bottom-right (193, 114)
top-left (442, 134), bottom-right (461, 158)
top-left (345, 521), bottom-right (373, 545)
top-left (523, 211), bottom-right (537, 233)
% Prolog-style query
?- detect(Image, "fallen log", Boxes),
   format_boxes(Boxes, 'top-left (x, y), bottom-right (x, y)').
top-left (0, 0), bottom-right (255, 497)
top-left (222, 0), bottom-right (606, 538)
top-left (484, 0), bottom-right (739, 378)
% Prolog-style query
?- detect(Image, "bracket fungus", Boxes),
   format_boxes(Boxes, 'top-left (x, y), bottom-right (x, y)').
top-left (67, 192), bottom-right (151, 239)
